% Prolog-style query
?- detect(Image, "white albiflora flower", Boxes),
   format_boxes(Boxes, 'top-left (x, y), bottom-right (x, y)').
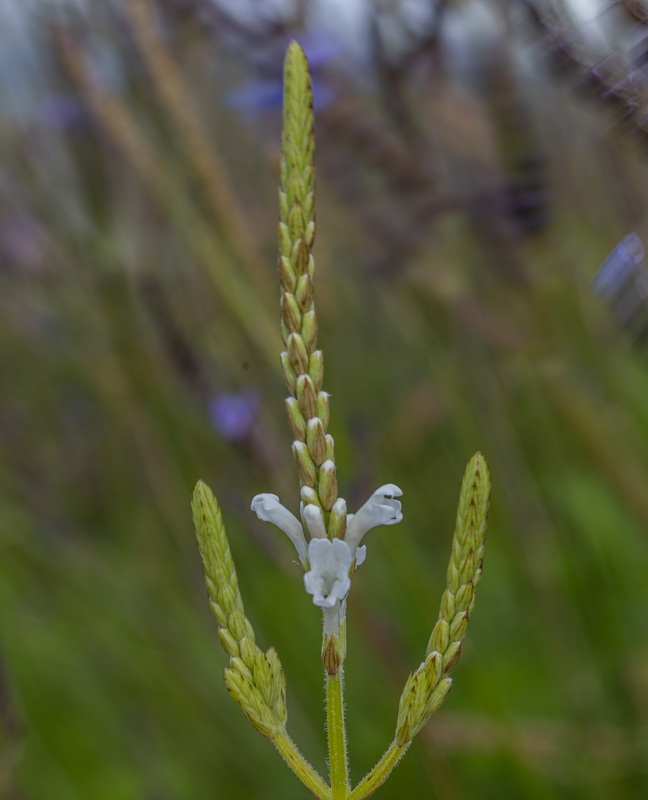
top-left (251, 483), bottom-right (403, 607)
top-left (303, 538), bottom-right (353, 608)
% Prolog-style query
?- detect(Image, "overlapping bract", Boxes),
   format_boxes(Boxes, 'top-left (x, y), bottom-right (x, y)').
top-left (192, 481), bottom-right (287, 739)
top-left (279, 43), bottom-right (339, 525)
top-left (395, 453), bottom-right (490, 746)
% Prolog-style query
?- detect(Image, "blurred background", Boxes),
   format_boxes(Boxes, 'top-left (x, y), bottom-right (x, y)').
top-left (3, 0), bottom-right (648, 797)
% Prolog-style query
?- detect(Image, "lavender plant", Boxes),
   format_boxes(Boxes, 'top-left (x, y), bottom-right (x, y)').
top-left (191, 42), bottom-right (491, 800)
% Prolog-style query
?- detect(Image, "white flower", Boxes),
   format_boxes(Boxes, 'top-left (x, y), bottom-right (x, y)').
top-left (345, 484), bottom-right (403, 554)
top-left (303, 538), bottom-right (353, 608)
top-left (251, 482), bottom-right (402, 598)
top-left (251, 493), bottom-right (308, 564)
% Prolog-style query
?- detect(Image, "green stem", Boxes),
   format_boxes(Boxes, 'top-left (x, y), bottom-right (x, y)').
top-left (348, 741), bottom-right (409, 800)
top-left (326, 670), bottom-right (349, 799)
top-left (273, 730), bottom-right (331, 800)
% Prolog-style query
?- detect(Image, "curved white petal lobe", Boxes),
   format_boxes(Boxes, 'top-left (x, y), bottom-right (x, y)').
top-left (345, 484), bottom-right (403, 551)
top-left (251, 493), bottom-right (308, 563)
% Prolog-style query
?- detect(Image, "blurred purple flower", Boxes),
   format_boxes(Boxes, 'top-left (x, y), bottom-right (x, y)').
top-left (209, 389), bottom-right (260, 440)
top-left (225, 31), bottom-right (340, 115)
top-left (38, 94), bottom-right (89, 132)
top-left (592, 233), bottom-right (644, 297)
top-left (0, 212), bottom-right (44, 271)
top-left (264, 33), bottom-right (339, 74)
top-left (226, 81), bottom-right (285, 113)
top-left (592, 233), bottom-right (648, 326)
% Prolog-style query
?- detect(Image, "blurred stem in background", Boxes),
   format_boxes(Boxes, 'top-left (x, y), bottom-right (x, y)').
top-left (125, 0), bottom-right (269, 285)
top-left (54, 26), bottom-right (278, 366)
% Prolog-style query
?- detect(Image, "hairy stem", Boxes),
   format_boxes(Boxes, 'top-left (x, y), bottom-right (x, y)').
top-left (326, 670), bottom-right (349, 799)
top-left (348, 741), bottom-right (409, 800)
top-left (273, 730), bottom-right (331, 800)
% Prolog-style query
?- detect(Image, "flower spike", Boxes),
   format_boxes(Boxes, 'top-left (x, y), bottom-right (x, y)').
top-left (191, 40), bottom-right (490, 800)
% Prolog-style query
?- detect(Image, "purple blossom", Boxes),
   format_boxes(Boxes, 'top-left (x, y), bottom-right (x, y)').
top-left (592, 234), bottom-right (648, 325)
top-left (0, 212), bottom-right (44, 271)
top-left (38, 94), bottom-right (89, 132)
top-left (209, 389), bottom-right (260, 440)
top-left (225, 81), bottom-right (285, 113)
top-left (592, 234), bottom-right (644, 297)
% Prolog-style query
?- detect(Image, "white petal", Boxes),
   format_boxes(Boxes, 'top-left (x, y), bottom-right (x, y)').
top-left (322, 604), bottom-right (340, 634)
top-left (355, 545), bottom-right (367, 567)
top-left (251, 493), bottom-right (308, 564)
top-left (345, 484), bottom-right (403, 551)
top-left (303, 538), bottom-right (353, 607)
top-left (302, 503), bottom-right (327, 539)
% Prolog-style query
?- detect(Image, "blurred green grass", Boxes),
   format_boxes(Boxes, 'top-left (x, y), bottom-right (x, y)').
top-left (3, 1), bottom-right (648, 798)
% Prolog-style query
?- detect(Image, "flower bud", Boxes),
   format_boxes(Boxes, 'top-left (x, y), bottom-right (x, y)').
top-left (281, 292), bottom-right (301, 332)
top-left (300, 485), bottom-right (321, 508)
top-left (308, 350), bottom-right (324, 392)
top-left (280, 352), bottom-right (296, 393)
top-left (306, 417), bottom-right (327, 466)
top-left (318, 459), bottom-right (338, 511)
top-left (287, 332), bottom-right (309, 375)
top-left (279, 191), bottom-right (289, 223)
top-left (296, 374), bottom-right (318, 419)
top-left (455, 584), bottom-right (473, 613)
top-left (218, 628), bottom-right (240, 659)
top-left (426, 677), bottom-right (452, 715)
top-left (295, 273), bottom-right (314, 311)
top-left (277, 254), bottom-right (296, 292)
top-left (291, 237), bottom-right (310, 276)
top-left (322, 635), bottom-right (343, 675)
top-left (240, 636), bottom-right (259, 671)
top-left (328, 498), bottom-right (347, 539)
top-left (439, 589), bottom-right (455, 620)
top-left (303, 190), bottom-right (314, 219)
top-left (450, 611), bottom-right (469, 642)
top-left (325, 434), bottom-right (335, 462)
top-left (300, 310), bottom-right (318, 352)
top-left (442, 642), bottom-right (462, 675)
top-left (278, 221), bottom-right (291, 258)
top-left (288, 205), bottom-right (306, 242)
top-left (285, 397), bottom-right (306, 441)
top-left (305, 221), bottom-right (315, 248)
top-left (293, 441), bottom-right (316, 486)
top-left (429, 619), bottom-right (450, 654)
top-left (317, 392), bottom-right (330, 429)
